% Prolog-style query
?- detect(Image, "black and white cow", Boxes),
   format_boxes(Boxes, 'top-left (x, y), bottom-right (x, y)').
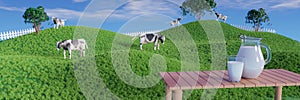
top-left (52, 16), bottom-right (66, 29)
top-left (137, 33), bottom-right (165, 50)
top-left (56, 39), bottom-right (88, 59)
top-left (170, 18), bottom-right (182, 27)
top-left (215, 13), bottom-right (227, 23)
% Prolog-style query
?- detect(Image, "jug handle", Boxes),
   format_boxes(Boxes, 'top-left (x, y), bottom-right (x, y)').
top-left (260, 43), bottom-right (272, 65)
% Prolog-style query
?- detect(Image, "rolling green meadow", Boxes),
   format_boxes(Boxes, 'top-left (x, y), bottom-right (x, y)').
top-left (0, 20), bottom-right (299, 99)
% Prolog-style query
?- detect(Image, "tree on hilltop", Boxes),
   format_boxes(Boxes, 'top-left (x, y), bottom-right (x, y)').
top-left (180, 0), bottom-right (217, 20)
top-left (245, 8), bottom-right (270, 32)
top-left (23, 6), bottom-right (49, 35)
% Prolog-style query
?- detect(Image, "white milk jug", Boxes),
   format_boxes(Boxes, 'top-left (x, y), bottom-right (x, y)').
top-left (237, 35), bottom-right (271, 78)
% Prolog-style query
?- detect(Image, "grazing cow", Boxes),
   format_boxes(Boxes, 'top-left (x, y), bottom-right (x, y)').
top-left (56, 39), bottom-right (88, 59)
top-left (170, 18), bottom-right (182, 27)
top-left (52, 16), bottom-right (66, 29)
top-left (134, 33), bottom-right (165, 50)
top-left (215, 13), bottom-right (227, 23)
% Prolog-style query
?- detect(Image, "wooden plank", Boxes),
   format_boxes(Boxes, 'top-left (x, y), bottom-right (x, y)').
top-left (257, 70), bottom-right (279, 85)
top-left (243, 72), bottom-right (274, 87)
top-left (271, 69), bottom-right (300, 85)
top-left (277, 69), bottom-right (300, 77)
top-left (159, 72), bottom-right (179, 89)
top-left (176, 72), bottom-right (200, 89)
top-left (239, 80), bottom-right (255, 87)
top-left (186, 72), bottom-right (208, 88)
top-left (220, 71), bottom-right (246, 88)
top-left (193, 71), bottom-right (220, 89)
top-left (210, 70), bottom-right (235, 88)
top-left (221, 70), bottom-right (269, 87)
top-left (246, 71), bottom-right (276, 86)
top-left (168, 72), bottom-right (191, 89)
top-left (243, 78), bottom-right (267, 87)
top-left (273, 69), bottom-right (300, 81)
top-left (201, 71), bottom-right (225, 88)
top-left (259, 70), bottom-right (286, 86)
top-left (266, 69), bottom-right (297, 86)
top-left (264, 70), bottom-right (295, 85)
top-left (275, 69), bottom-right (300, 81)
top-left (222, 71), bottom-right (256, 88)
top-left (183, 72), bottom-right (205, 88)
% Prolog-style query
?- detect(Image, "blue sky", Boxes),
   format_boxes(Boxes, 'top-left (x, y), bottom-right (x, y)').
top-left (0, 0), bottom-right (299, 41)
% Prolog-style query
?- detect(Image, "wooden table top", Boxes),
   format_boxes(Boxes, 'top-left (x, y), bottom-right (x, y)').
top-left (159, 69), bottom-right (300, 90)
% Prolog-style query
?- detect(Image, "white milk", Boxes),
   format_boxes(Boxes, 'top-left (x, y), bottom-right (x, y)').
top-left (237, 46), bottom-right (265, 78)
top-left (227, 61), bottom-right (244, 82)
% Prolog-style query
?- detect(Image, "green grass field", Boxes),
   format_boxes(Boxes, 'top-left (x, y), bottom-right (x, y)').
top-left (0, 20), bottom-right (299, 99)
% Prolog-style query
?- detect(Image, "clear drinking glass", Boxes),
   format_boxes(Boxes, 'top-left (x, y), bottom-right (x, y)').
top-left (227, 56), bottom-right (244, 82)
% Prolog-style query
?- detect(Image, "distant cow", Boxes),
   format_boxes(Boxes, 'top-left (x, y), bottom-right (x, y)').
top-left (133, 33), bottom-right (165, 50)
top-left (170, 18), bottom-right (182, 27)
top-left (52, 16), bottom-right (66, 29)
top-left (215, 13), bottom-right (227, 23)
top-left (56, 39), bottom-right (88, 59)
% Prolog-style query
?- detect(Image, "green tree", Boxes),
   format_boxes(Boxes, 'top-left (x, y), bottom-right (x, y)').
top-left (23, 6), bottom-right (49, 35)
top-left (180, 0), bottom-right (217, 20)
top-left (245, 8), bottom-right (270, 31)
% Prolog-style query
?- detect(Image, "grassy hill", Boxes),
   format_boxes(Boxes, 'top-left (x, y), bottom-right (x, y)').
top-left (0, 20), bottom-right (299, 99)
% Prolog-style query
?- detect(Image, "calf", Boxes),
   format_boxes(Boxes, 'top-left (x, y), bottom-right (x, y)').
top-left (138, 33), bottom-right (165, 50)
top-left (215, 13), bottom-right (227, 23)
top-left (56, 39), bottom-right (88, 59)
top-left (52, 16), bottom-right (66, 29)
top-left (170, 18), bottom-right (182, 27)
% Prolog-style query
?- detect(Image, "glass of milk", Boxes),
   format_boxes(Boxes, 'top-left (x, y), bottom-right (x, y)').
top-left (227, 56), bottom-right (244, 82)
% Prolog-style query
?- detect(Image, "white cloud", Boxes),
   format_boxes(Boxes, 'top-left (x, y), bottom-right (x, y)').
top-left (0, 6), bottom-right (25, 12)
top-left (271, 0), bottom-right (300, 9)
top-left (46, 8), bottom-right (82, 19)
top-left (215, 0), bottom-right (300, 10)
top-left (0, 5), bottom-right (111, 20)
top-left (215, 0), bottom-right (270, 9)
top-left (0, 0), bottom-right (182, 20)
top-left (73, 0), bottom-right (88, 3)
top-left (113, 0), bottom-right (181, 19)
top-left (75, 0), bottom-right (182, 23)
top-left (74, 0), bottom-right (185, 30)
